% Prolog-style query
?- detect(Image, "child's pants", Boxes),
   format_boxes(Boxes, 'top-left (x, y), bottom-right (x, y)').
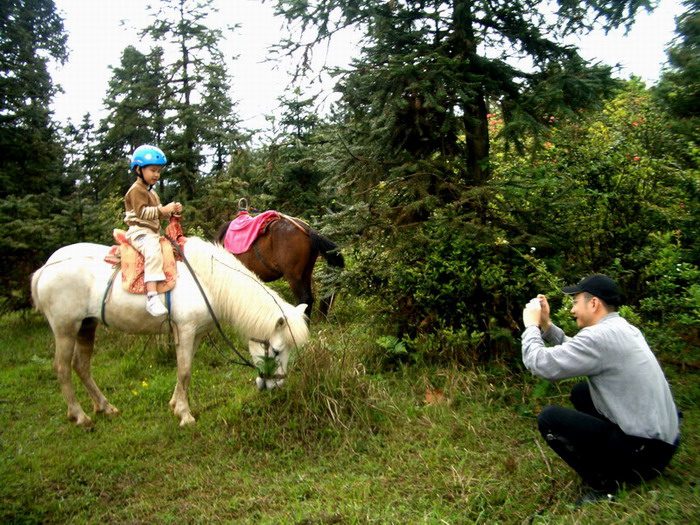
top-left (126, 227), bottom-right (165, 282)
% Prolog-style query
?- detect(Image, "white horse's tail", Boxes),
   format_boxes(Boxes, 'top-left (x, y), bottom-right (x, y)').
top-left (30, 265), bottom-right (46, 314)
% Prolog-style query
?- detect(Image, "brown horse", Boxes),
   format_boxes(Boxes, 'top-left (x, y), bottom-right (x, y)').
top-left (216, 214), bottom-right (344, 319)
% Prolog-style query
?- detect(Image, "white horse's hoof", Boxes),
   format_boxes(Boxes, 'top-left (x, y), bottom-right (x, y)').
top-left (95, 404), bottom-right (120, 417)
top-left (179, 414), bottom-right (196, 427)
top-left (69, 411), bottom-right (93, 428)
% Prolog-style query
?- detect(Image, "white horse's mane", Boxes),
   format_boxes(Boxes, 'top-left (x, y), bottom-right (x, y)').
top-left (182, 237), bottom-right (309, 347)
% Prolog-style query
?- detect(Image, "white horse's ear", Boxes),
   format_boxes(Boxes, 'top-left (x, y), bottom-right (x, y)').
top-left (296, 303), bottom-right (307, 315)
top-left (276, 316), bottom-right (286, 329)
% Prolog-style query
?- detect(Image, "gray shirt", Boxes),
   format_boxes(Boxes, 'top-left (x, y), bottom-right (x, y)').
top-left (522, 313), bottom-right (679, 444)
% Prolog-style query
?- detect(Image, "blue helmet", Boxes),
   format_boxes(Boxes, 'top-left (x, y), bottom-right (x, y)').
top-left (130, 144), bottom-right (167, 170)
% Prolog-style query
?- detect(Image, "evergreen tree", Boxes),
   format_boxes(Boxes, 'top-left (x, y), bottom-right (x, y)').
top-left (200, 56), bottom-right (247, 176)
top-left (0, 0), bottom-right (68, 198)
top-left (98, 46), bottom-right (171, 197)
top-left (258, 89), bottom-right (329, 216)
top-left (140, 0), bottom-right (241, 200)
top-left (0, 0), bottom-right (69, 311)
top-left (63, 113), bottom-right (103, 201)
top-left (273, 0), bottom-right (652, 223)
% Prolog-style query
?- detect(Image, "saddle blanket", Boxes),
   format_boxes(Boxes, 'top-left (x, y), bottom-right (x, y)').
top-left (105, 217), bottom-right (185, 295)
top-left (223, 210), bottom-right (280, 254)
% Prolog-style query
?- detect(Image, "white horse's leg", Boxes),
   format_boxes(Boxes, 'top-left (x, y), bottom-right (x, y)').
top-left (71, 318), bottom-right (120, 417)
top-left (53, 332), bottom-right (92, 428)
top-left (168, 330), bottom-right (201, 427)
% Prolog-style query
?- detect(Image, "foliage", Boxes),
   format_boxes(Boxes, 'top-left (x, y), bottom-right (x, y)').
top-left (341, 203), bottom-right (559, 362)
top-left (654, 0), bottom-right (700, 140)
top-left (637, 231), bottom-right (700, 359)
top-left (272, 0), bottom-right (645, 225)
top-left (330, 80), bottom-right (699, 363)
top-left (0, 0), bottom-right (70, 310)
top-left (492, 81), bottom-right (697, 298)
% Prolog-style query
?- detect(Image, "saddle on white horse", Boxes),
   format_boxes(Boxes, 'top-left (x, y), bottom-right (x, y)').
top-left (105, 217), bottom-right (186, 295)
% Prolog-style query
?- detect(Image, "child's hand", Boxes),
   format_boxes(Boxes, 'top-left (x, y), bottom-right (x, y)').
top-left (162, 202), bottom-right (182, 215)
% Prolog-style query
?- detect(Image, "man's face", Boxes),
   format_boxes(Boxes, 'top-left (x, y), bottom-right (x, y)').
top-left (570, 292), bottom-right (596, 329)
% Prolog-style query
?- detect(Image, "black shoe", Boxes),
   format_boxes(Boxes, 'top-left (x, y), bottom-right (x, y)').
top-left (574, 488), bottom-right (616, 507)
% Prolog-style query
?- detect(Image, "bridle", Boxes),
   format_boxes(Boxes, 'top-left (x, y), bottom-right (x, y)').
top-left (249, 337), bottom-right (288, 381)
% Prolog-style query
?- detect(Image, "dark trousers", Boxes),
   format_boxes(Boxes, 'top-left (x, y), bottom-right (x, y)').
top-left (537, 382), bottom-right (678, 492)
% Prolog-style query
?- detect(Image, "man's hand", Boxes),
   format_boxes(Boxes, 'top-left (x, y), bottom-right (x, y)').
top-left (538, 294), bottom-right (552, 332)
top-left (523, 305), bottom-right (542, 328)
top-left (522, 294), bottom-right (551, 330)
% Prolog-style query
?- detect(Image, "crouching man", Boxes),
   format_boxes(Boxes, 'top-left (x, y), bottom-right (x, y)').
top-left (521, 274), bottom-right (680, 505)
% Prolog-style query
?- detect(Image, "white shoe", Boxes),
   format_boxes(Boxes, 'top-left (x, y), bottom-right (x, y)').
top-left (147, 295), bottom-right (168, 316)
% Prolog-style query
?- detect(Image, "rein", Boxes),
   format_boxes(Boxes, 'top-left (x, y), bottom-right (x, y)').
top-left (253, 238), bottom-right (279, 275)
top-left (249, 337), bottom-right (288, 381)
top-left (164, 235), bottom-right (260, 373)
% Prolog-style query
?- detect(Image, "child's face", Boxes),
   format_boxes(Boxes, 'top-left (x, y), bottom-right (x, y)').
top-left (140, 165), bottom-right (163, 186)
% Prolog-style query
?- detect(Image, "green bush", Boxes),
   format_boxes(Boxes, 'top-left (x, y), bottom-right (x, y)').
top-left (350, 207), bottom-right (561, 363)
top-left (637, 231), bottom-right (700, 361)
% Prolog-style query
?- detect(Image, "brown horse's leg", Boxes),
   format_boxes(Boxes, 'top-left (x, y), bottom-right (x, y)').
top-left (72, 318), bottom-right (119, 417)
top-left (318, 292), bottom-right (335, 319)
top-left (285, 250), bottom-right (317, 320)
top-left (53, 329), bottom-right (93, 427)
top-left (285, 276), bottom-right (313, 319)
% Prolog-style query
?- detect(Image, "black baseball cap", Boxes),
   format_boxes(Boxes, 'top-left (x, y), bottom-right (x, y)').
top-left (561, 274), bottom-right (622, 306)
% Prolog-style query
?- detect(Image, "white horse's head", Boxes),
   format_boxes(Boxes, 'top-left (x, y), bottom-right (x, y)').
top-left (182, 238), bottom-right (311, 390)
top-left (250, 303), bottom-right (308, 391)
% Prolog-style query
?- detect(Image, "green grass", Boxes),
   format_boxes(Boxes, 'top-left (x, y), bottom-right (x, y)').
top-left (1, 310), bottom-right (698, 524)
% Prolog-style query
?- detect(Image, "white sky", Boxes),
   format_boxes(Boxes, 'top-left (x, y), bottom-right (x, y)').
top-left (50, 0), bottom-right (687, 135)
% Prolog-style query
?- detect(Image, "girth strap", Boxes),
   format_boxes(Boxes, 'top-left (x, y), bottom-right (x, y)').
top-left (101, 266), bottom-right (120, 326)
top-left (101, 266), bottom-right (172, 326)
top-left (253, 238), bottom-right (279, 275)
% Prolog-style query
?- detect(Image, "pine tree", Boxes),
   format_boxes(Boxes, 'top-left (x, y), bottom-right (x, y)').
top-left (0, 0), bottom-right (68, 198)
top-left (140, 0), bottom-right (241, 200)
top-left (0, 0), bottom-right (69, 311)
top-left (273, 0), bottom-right (653, 222)
top-left (98, 46), bottom-right (171, 197)
top-left (258, 89), bottom-right (328, 216)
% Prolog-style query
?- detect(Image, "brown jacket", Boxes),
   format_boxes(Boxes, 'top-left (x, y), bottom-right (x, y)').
top-left (124, 179), bottom-right (168, 233)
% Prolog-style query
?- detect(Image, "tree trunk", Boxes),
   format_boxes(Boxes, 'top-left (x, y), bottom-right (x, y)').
top-left (452, 0), bottom-right (491, 185)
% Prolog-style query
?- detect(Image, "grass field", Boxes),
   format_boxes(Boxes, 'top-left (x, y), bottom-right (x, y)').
top-left (1, 309), bottom-right (698, 524)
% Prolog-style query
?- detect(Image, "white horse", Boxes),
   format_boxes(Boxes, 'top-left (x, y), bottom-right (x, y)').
top-left (31, 237), bottom-right (309, 428)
